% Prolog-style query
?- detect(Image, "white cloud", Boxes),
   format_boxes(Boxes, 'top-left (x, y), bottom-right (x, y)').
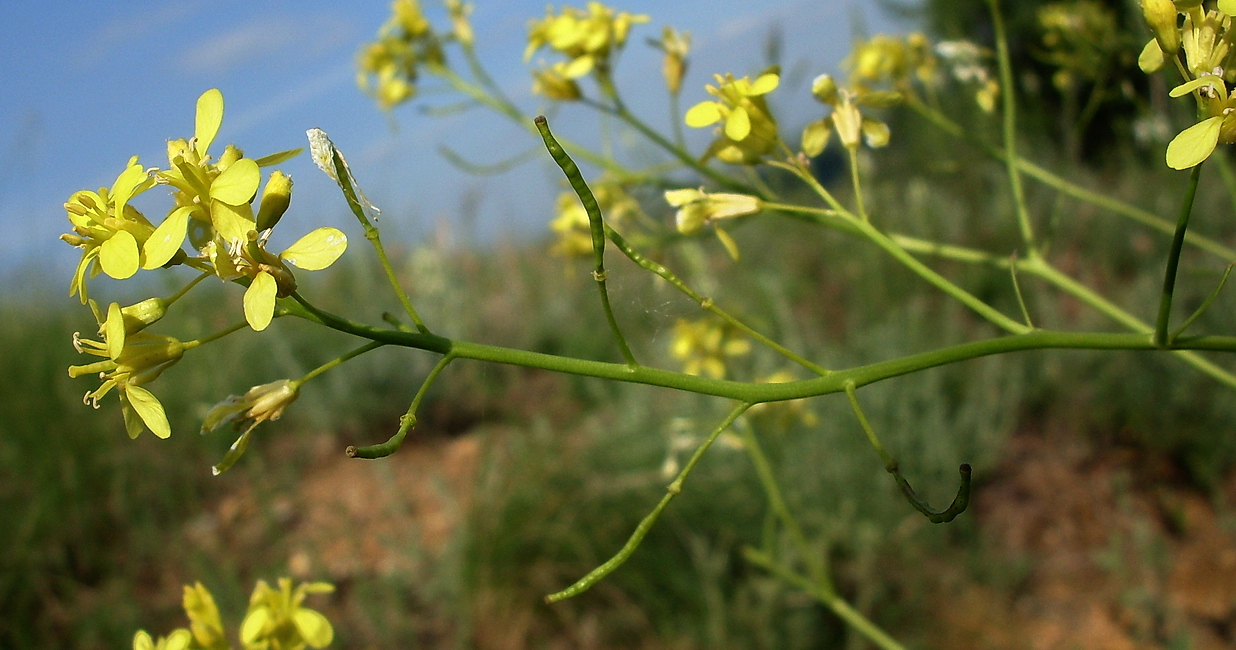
top-left (175, 14), bottom-right (358, 75)
top-left (79, 2), bottom-right (205, 67)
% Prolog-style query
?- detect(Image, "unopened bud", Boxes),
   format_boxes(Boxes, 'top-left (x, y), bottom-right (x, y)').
top-left (1142, 0), bottom-right (1180, 54)
top-left (256, 171), bottom-right (293, 231)
top-left (120, 297), bottom-right (168, 334)
top-left (812, 74), bottom-right (838, 104)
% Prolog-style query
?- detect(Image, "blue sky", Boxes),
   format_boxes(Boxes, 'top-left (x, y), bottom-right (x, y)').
top-left (0, 1), bottom-right (906, 282)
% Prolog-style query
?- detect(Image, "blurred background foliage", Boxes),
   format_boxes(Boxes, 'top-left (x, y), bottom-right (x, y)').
top-left (6, 0), bottom-right (1236, 648)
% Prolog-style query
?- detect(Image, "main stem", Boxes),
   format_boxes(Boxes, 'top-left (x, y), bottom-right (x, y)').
top-left (1155, 164), bottom-right (1203, 346)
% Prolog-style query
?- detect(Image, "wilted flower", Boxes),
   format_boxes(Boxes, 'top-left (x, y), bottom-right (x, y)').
top-left (203, 379), bottom-right (301, 474)
top-left (651, 26), bottom-right (691, 94)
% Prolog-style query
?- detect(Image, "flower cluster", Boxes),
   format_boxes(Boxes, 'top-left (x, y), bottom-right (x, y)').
top-left (685, 70), bottom-right (782, 164)
top-left (670, 318), bottom-right (751, 379)
top-left (133, 579), bottom-right (334, 650)
top-left (524, 2), bottom-right (649, 101)
top-left (357, 0), bottom-right (448, 110)
top-left (1141, 0), bottom-right (1236, 168)
top-left (63, 89), bottom-right (347, 439)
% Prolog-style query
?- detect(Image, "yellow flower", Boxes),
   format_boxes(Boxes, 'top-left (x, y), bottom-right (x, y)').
top-left (152, 89), bottom-right (302, 270)
top-left (61, 157), bottom-right (158, 301)
top-left (357, 0), bottom-right (445, 111)
top-left (183, 583), bottom-right (229, 650)
top-left (532, 61), bottom-right (584, 101)
top-left (670, 318), bottom-right (750, 379)
top-left (132, 629), bottom-right (192, 650)
top-left (685, 70), bottom-right (781, 164)
top-left (202, 379), bottom-right (301, 475)
top-left (69, 301), bottom-right (183, 439)
top-left (232, 227), bottom-right (349, 332)
top-left (524, 2), bottom-right (649, 99)
top-left (1165, 74), bottom-right (1236, 168)
top-left (801, 75), bottom-right (896, 156)
top-left (241, 578), bottom-right (335, 650)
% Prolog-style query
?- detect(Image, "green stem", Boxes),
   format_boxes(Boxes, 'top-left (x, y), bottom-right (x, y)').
top-left (905, 95), bottom-right (1236, 261)
top-left (536, 116), bottom-right (638, 366)
top-left (1155, 164), bottom-right (1203, 346)
top-left (847, 148), bottom-right (868, 222)
top-left (323, 141), bottom-right (431, 334)
top-left (298, 341), bottom-right (384, 384)
top-left (845, 382), bottom-right (972, 524)
top-left (888, 237), bottom-right (1236, 389)
top-left (166, 271), bottom-right (211, 306)
top-left (985, 0), bottom-right (1037, 253)
top-left (606, 226), bottom-right (829, 375)
top-left (735, 421), bottom-right (833, 593)
top-left (545, 402), bottom-right (751, 602)
top-left (742, 549), bottom-right (906, 650)
top-left (1173, 263), bottom-right (1236, 341)
top-left (183, 320), bottom-right (250, 350)
top-left (348, 352), bottom-right (456, 459)
top-left (289, 291), bottom-right (1236, 401)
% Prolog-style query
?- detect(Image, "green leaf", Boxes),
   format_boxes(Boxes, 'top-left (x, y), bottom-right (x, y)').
top-left (280, 227), bottom-right (347, 270)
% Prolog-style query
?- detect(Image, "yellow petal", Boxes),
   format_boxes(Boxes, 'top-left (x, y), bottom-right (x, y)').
top-left (133, 631), bottom-right (155, 650)
top-left (1222, 0), bottom-right (1236, 14)
top-left (111, 162), bottom-right (150, 217)
top-left (99, 230), bottom-right (141, 279)
top-left (164, 629), bottom-right (192, 650)
top-left (210, 158), bottom-right (260, 205)
top-left (142, 206), bottom-right (193, 269)
top-left (125, 384), bottom-right (171, 439)
top-left (244, 272), bottom-right (277, 331)
top-left (685, 101), bottom-right (722, 127)
top-left (240, 608), bottom-right (271, 644)
top-left (195, 89), bottom-right (224, 157)
top-left (749, 72), bottom-right (780, 95)
top-left (861, 119), bottom-right (891, 148)
top-left (664, 188), bottom-right (703, 207)
top-left (280, 227), bottom-right (347, 270)
top-left (209, 200), bottom-right (257, 244)
top-left (1167, 116), bottom-right (1223, 170)
top-left (104, 302), bottom-right (126, 360)
top-left (725, 106), bottom-right (751, 141)
top-left (293, 609), bottom-right (335, 648)
top-left (1138, 39), bottom-right (1165, 74)
top-left (1169, 77), bottom-right (1224, 98)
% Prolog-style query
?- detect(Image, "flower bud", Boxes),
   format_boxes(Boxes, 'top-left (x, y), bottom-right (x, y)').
top-left (256, 171), bottom-right (293, 231)
top-left (812, 74), bottom-right (838, 104)
top-left (1142, 0), bottom-right (1180, 54)
top-left (119, 297), bottom-right (168, 334)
